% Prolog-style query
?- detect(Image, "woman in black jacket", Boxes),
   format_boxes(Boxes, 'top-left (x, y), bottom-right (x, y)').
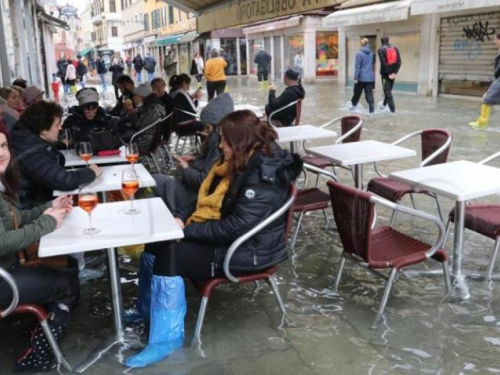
top-left (126, 110), bottom-right (302, 368)
top-left (109, 57), bottom-right (125, 100)
top-left (169, 74), bottom-right (204, 136)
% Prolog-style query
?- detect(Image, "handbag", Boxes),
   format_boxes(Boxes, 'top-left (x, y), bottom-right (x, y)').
top-left (8, 201), bottom-right (68, 268)
top-left (87, 128), bottom-right (122, 153)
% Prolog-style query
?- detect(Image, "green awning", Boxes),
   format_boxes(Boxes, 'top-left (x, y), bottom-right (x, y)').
top-left (156, 34), bottom-right (183, 46)
top-left (78, 47), bottom-right (93, 56)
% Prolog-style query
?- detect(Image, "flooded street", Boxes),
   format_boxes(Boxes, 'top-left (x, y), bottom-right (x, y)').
top-left (2, 76), bottom-right (500, 374)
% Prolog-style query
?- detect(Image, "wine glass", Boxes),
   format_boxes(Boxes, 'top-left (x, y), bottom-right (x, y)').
top-left (126, 143), bottom-right (139, 167)
top-left (78, 187), bottom-right (100, 234)
top-left (60, 129), bottom-right (72, 150)
top-left (122, 168), bottom-right (140, 215)
top-left (79, 142), bottom-right (93, 167)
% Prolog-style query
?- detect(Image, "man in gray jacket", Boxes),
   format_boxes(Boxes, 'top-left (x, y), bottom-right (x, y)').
top-left (349, 38), bottom-right (375, 113)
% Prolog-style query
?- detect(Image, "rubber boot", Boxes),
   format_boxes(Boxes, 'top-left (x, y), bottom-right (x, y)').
top-left (197, 81), bottom-right (202, 89)
top-left (125, 275), bottom-right (186, 368)
top-left (469, 104), bottom-right (491, 130)
top-left (125, 252), bottom-right (155, 323)
top-left (258, 81), bottom-right (264, 91)
top-left (263, 80), bottom-right (270, 91)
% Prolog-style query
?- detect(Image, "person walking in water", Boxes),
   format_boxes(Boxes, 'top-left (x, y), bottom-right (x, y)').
top-left (349, 38), bottom-right (375, 113)
top-left (377, 36), bottom-right (401, 113)
top-left (254, 47), bottom-right (272, 90)
top-left (469, 32), bottom-right (500, 130)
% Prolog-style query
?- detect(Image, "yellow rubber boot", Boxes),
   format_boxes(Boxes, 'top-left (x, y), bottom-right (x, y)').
top-left (469, 104), bottom-right (492, 130)
top-left (258, 81), bottom-right (264, 90)
top-left (263, 80), bottom-right (270, 91)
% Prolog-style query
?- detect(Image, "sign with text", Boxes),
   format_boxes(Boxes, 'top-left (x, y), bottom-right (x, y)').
top-left (412, 0), bottom-right (500, 15)
top-left (198, 0), bottom-right (346, 33)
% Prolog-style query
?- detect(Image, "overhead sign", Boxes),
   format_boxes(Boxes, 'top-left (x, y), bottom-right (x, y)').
top-left (59, 5), bottom-right (78, 18)
top-left (198, 0), bottom-right (346, 33)
top-left (411, 0), bottom-right (500, 15)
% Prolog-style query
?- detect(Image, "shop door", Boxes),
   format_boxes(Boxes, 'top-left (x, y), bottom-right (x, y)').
top-left (273, 36), bottom-right (282, 79)
top-left (439, 11), bottom-right (500, 96)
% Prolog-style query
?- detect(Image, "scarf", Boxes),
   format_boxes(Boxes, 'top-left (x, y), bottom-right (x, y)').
top-left (186, 161), bottom-right (231, 226)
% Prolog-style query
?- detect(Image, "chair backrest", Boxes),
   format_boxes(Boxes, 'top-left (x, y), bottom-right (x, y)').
top-left (420, 128), bottom-right (452, 166)
top-left (269, 99), bottom-right (302, 127)
top-left (294, 99), bottom-right (302, 126)
top-left (284, 183), bottom-right (299, 240)
top-left (0, 267), bottom-right (19, 318)
top-left (340, 115), bottom-right (363, 143)
top-left (327, 180), bottom-right (374, 262)
top-left (131, 113), bottom-right (173, 155)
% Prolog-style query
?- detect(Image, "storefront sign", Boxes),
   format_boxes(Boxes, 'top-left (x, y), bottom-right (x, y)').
top-left (411, 0), bottom-right (500, 16)
top-left (198, 0), bottom-right (346, 33)
top-left (59, 5), bottom-right (78, 18)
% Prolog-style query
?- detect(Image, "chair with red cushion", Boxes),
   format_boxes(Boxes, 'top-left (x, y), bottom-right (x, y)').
top-left (0, 267), bottom-right (72, 371)
top-left (192, 184), bottom-right (297, 343)
top-left (302, 115), bottom-right (363, 187)
top-left (367, 129), bottom-right (452, 225)
top-left (268, 99), bottom-right (302, 127)
top-left (443, 151), bottom-right (500, 280)
top-left (327, 180), bottom-right (451, 328)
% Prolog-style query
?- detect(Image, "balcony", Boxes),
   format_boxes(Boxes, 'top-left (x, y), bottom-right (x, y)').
top-left (92, 14), bottom-right (104, 25)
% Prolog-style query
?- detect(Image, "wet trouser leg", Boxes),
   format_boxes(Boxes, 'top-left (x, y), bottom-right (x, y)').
top-left (364, 82), bottom-right (375, 113)
top-left (382, 76), bottom-right (396, 112)
top-left (214, 80), bottom-right (226, 97)
top-left (350, 82), bottom-right (363, 107)
top-left (207, 81), bottom-right (216, 100)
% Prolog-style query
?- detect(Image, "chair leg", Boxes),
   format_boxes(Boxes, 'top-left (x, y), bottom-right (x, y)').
top-left (486, 238), bottom-right (500, 280)
top-left (193, 296), bottom-right (210, 343)
top-left (314, 174), bottom-right (320, 188)
top-left (443, 219), bottom-right (452, 250)
top-left (174, 137), bottom-right (181, 154)
top-left (39, 320), bottom-right (73, 372)
top-left (433, 194), bottom-right (444, 222)
top-left (442, 260), bottom-right (452, 295)
top-left (291, 212), bottom-right (305, 251)
top-left (151, 155), bottom-right (161, 173)
top-left (266, 276), bottom-right (287, 316)
top-left (409, 194), bottom-right (417, 209)
top-left (144, 156), bottom-right (154, 171)
top-left (322, 209), bottom-right (329, 230)
top-left (372, 267), bottom-right (398, 328)
top-left (333, 253), bottom-right (347, 292)
top-left (389, 200), bottom-right (400, 227)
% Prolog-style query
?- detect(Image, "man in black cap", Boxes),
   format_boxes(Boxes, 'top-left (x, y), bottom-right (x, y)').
top-left (265, 67), bottom-right (305, 127)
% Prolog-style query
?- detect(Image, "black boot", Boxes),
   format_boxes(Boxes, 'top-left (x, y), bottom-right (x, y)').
top-left (15, 305), bottom-right (70, 372)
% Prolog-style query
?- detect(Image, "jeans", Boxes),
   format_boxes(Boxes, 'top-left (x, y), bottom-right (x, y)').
top-left (351, 81), bottom-right (375, 113)
top-left (147, 71), bottom-right (155, 82)
top-left (136, 70), bottom-right (142, 82)
top-left (382, 76), bottom-right (396, 112)
top-left (207, 80), bottom-right (226, 100)
top-left (113, 84), bottom-right (120, 100)
top-left (99, 73), bottom-right (106, 90)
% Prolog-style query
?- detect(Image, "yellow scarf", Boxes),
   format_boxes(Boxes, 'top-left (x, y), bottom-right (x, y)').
top-left (186, 161), bottom-right (231, 226)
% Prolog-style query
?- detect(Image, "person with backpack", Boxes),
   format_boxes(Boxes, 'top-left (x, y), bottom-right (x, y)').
top-left (377, 36), bottom-right (401, 113)
top-left (133, 54), bottom-right (144, 83)
top-left (349, 38), bottom-right (375, 113)
top-left (144, 52), bottom-right (157, 83)
top-left (76, 55), bottom-right (88, 89)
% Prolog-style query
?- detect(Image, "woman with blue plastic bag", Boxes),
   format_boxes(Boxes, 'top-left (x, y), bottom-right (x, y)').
top-left (125, 110), bottom-right (302, 368)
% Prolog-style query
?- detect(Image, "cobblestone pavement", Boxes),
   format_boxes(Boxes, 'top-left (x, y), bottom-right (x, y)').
top-left (1, 76), bottom-right (500, 374)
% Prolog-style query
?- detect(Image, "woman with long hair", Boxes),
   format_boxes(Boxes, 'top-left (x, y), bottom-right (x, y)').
top-left (0, 120), bottom-right (79, 371)
top-left (169, 73), bottom-right (204, 136)
top-left (125, 110), bottom-right (302, 368)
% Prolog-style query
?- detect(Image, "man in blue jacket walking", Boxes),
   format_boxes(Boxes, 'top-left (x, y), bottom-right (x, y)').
top-left (349, 38), bottom-right (375, 113)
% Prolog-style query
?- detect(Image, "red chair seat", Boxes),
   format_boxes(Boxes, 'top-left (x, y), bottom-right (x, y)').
top-left (302, 156), bottom-right (333, 169)
top-left (369, 227), bottom-right (448, 269)
top-left (449, 204), bottom-right (500, 240)
top-left (367, 177), bottom-right (422, 202)
top-left (293, 188), bottom-right (330, 212)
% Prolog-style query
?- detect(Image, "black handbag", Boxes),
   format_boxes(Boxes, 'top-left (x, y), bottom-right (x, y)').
top-left (86, 129), bottom-right (122, 153)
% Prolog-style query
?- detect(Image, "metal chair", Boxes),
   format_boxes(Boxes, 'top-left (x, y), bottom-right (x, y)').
top-left (0, 267), bottom-right (72, 371)
top-left (327, 180), bottom-right (451, 328)
top-left (130, 112), bottom-right (173, 173)
top-left (291, 163), bottom-right (337, 250)
top-left (443, 151), bottom-right (500, 280)
top-left (302, 115), bottom-right (363, 187)
top-left (172, 108), bottom-right (201, 155)
top-left (367, 129), bottom-right (452, 225)
top-left (193, 184), bottom-right (297, 343)
top-left (268, 99), bottom-right (302, 127)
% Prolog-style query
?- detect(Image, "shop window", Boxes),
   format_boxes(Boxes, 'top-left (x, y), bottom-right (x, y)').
top-left (144, 14), bottom-right (149, 31)
top-left (316, 33), bottom-right (338, 76)
top-left (168, 5), bottom-right (173, 25)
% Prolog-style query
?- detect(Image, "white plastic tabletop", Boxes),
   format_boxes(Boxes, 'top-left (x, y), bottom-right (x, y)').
top-left (390, 160), bottom-right (500, 201)
top-left (275, 125), bottom-right (337, 143)
top-left (53, 164), bottom-right (155, 196)
top-left (307, 140), bottom-right (416, 166)
top-left (39, 198), bottom-right (184, 257)
top-left (61, 147), bottom-right (127, 167)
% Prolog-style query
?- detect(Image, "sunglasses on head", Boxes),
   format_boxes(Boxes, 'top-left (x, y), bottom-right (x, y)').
top-left (83, 104), bottom-right (98, 111)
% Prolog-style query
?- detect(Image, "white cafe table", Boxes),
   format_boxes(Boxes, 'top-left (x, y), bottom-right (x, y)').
top-left (53, 164), bottom-right (155, 197)
top-left (390, 160), bottom-right (500, 299)
top-left (61, 147), bottom-right (127, 167)
top-left (307, 140), bottom-right (416, 189)
top-left (275, 125), bottom-right (337, 153)
top-left (39, 198), bottom-right (184, 372)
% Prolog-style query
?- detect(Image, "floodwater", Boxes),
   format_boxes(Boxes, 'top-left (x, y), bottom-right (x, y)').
top-left (2, 76), bottom-right (500, 374)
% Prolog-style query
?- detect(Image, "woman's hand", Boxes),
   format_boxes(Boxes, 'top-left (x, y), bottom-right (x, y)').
top-left (52, 195), bottom-right (73, 214)
top-left (174, 217), bottom-right (185, 230)
top-left (43, 208), bottom-right (68, 228)
top-left (175, 156), bottom-right (189, 170)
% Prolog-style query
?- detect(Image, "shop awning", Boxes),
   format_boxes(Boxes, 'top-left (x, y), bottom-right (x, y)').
top-left (322, 0), bottom-right (411, 28)
top-left (411, 0), bottom-right (500, 15)
top-left (156, 34), bottom-right (183, 46)
top-left (180, 31), bottom-right (198, 43)
top-left (78, 48), bottom-right (93, 56)
top-left (144, 35), bottom-right (157, 44)
top-left (36, 5), bottom-right (70, 30)
top-left (244, 16), bottom-right (302, 34)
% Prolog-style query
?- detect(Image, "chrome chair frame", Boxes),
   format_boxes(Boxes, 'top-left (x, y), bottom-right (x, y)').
top-left (268, 99), bottom-right (302, 127)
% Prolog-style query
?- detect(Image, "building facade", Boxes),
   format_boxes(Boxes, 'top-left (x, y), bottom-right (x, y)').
top-left (91, 0), bottom-right (123, 63)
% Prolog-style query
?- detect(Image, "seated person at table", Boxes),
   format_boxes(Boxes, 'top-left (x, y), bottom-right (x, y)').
top-left (63, 88), bottom-right (121, 152)
top-left (108, 75), bottom-right (135, 117)
top-left (265, 67), bottom-right (305, 127)
top-left (117, 82), bottom-right (166, 153)
top-left (0, 122), bottom-right (80, 372)
top-left (125, 110), bottom-right (302, 368)
top-left (11, 101), bottom-right (101, 208)
top-left (151, 77), bottom-right (174, 116)
top-left (169, 74), bottom-right (204, 136)
top-left (153, 92), bottom-right (234, 212)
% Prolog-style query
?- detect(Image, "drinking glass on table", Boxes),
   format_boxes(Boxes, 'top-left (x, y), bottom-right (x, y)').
top-left (122, 168), bottom-right (140, 215)
top-left (78, 187), bottom-right (100, 234)
top-left (60, 129), bottom-right (72, 150)
top-left (79, 142), bottom-right (93, 167)
top-left (126, 142), bottom-right (139, 166)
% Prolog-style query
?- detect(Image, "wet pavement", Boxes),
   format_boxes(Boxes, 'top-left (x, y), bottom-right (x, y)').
top-left (2, 76), bottom-right (500, 374)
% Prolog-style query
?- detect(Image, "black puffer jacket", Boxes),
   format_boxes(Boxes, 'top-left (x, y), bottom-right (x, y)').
top-left (178, 147), bottom-right (303, 272)
top-left (265, 84), bottom-right (305, 127)
top-left (494, 54), bottom-right (500, 80)
top-left (63, 106), bottom-right (121, 152)
top-left (11, 124), bottom-right (96, 208)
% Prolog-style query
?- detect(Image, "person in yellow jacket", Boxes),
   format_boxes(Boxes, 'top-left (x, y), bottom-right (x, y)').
top-left (204, 49), bottom-right (227, 100)
top-left (470, 33), bottom-right (500, 130)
